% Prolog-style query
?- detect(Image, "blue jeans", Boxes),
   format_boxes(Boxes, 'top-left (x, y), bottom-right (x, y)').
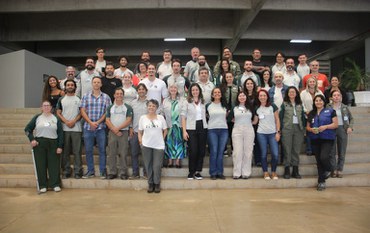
top-left (257, 133), bottom-right (279, 172)
top-left (208, 129), bottom-right (228, 176)
top-left (84, 129), bottom-right (106, 173)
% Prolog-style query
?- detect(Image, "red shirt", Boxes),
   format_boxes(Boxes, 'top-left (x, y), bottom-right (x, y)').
top-left (302, 73), bottom-right (329, 93)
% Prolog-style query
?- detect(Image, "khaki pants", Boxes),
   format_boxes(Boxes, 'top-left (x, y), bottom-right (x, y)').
top-left (107, 130), bottom-right (129, 176)
top-left (232, 125), bottom-right (255, 177)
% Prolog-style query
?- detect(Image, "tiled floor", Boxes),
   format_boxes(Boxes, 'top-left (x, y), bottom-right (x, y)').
top-left (0, 187), bottom-right (369, 233)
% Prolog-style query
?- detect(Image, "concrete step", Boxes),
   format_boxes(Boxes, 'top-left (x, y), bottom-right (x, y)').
top-left (0, 108), bottom-right (39, 114)
top-left (0, 114), bottom-right (36, 120)
top-left (0, 121), bottom-right (30, 127)
top-left (0, 128), bottom-right (25, 135)
top-left (1, 152), bottom-right (370, 166)
top-left (0, 136), bottom-right (29, 144)
top-left (0, 173), bottom-right (369, 190)
top-left (1, 162), bottom-right (369, 177)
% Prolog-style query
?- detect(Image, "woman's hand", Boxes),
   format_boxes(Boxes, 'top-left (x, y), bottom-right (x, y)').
top-left (347, 128), bottom-right (353, 134)
top-left (56, 148), bottom-right (63, 154)
top-left (275, 132), bottom-right (280, 142)
top-left (318, 125), bottom-right (328, 132)
top-left (183, 131), bottom-right (189, 141)
top-left (30, 140), bottom-right (38, 148)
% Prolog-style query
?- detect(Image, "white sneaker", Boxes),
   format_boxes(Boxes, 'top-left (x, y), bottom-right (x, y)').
top-left (53, 186), bottom-right (61, 192)
top-left (263, 172), bottom-right (271, 180)
top-left (40, 188), bottom-right (47, 193)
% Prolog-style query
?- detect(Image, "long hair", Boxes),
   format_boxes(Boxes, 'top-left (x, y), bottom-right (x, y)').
top-left (283, 86), bottom-right (302, 105)
top-left (235, 91), bottom-right (253, 113)
top-left (307, 94), bottom-right (326, 122)
top-left (42, 75), bottom-right (61, 102)
top-left (220, 71), bottom-right (233, 94)
top-left (305, 77), bottom-right (319, 92)
top-left (256, 89), bottom-right (271, 107)
top-left (187, 83), bottom-right (204, 104)
top-left (261, 70), bottom-right (273, 88)
top-left (210, 87), bottom-right (227, 108)
top-left (219, 58), bottom-right (230, 75)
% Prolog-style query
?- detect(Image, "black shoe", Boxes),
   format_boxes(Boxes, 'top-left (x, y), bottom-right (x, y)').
top-left (306, 152), bottom-right (313, 156)
top-left (242, 176), bottom-right (249, 179)
top-left (194, 173), bottom-right (203, 180)
top-left (120, 174), bottom-right (128, 180)
top-left (210, 175), bottom-right (217, 180)
top-left (187, 173), bottom-right (194, 180)
top-left (107, 174), bottom-right (117, 180)
top-left (100, 171), bottom-right (107, 179)
top-left (74, 174), bottom-right (82, 179)
top-left (147, 184), bottom-right (154, 193)
top-left (256, 162), bottom-right (262, 167)
top-left (323, 171), bottom-right (331, 180)
top-left (176, 164), bottom-right (182, 169)
top-left (284, 167), bottom-right (290, 179)
top-left (167, 164), bottom-right (174, 168)
top-left (317, 182), bottom-right (326, 191)
top-left (62, 174), bottom-right (71, 179)
top-left (154, 184), bottom-right (161, 193)
top-left (233, 176), bottom-right (240, 180)
top-left (292, 166), bottom-right (302, 179)
top-left (217, 174), bottom-right (226, 180)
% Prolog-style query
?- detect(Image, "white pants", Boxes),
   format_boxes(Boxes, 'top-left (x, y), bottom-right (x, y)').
top-left (232, 125), bottom-right (255, 177)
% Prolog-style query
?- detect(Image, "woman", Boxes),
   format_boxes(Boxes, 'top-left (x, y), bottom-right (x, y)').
top-left (129, 83), bottom-right (148, 179)
top-left (300, 77), bottom-right (323, 156)
top-left (122, 72), bottom-right (138, 105)
top-left (243, 78), bottom-right (261, 166)
top-left (324, 76), bottom-right (348, 105)
top-left (132, 62), bottom-right (148, 86)
top-left (42, 75), bottom-right (65, 112)
top-left (327, 90), bottom-right (354, 178)
top-left (280, 86), bottom-right (306, 179)
top-left (231, 91), bottom-right (258, 179)
top-left (138, 99), bottom-right (167, 193)
top-left (220, 72), bottom-right (238, 156)
top-left (213, 58), bottom-right (230, 87)
top-left (207, 87), bottom-right (228, 180)
top-left (181, 83), bottom-right (208, 180)
top-left (24, 100), bottom-right (64, 193)
top-left (256, 89), bottom-right (281, 180)
top-left (307, 95), bottom-right (338, 191)
top-left (162, 84), bottom-right (186, 168)
top-left (261, 70), bottom-right (273, 92)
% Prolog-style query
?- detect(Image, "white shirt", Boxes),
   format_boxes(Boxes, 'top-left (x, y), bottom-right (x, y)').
top-left (157, 62), bottom-right (172, 80)
top-left (95, 60), bottom-right (106, 73)
top-left (79, 69), bottom-right (100, 97)
top-left (273, 86), bottom-right (283, 110)
top-left (197, 81), bottom-right (215, 104)
top-left (139, 78), bottom-right (169, 105)
top-left (57, 95), bottom-right (82, 132)
top-left (139, 115), bottom-right (167, 150)
top-left (283, 71), bottom-right (301, 89)
top-left (114, 68), bottom-right (133, 79)
top-left (297, 64), bottom-right (310, 79)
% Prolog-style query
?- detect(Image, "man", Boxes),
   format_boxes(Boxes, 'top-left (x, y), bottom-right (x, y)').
top-left (163, 59), bottom-right (190, 96)
top-left (268, 71), bottom-right (288, 110)
top-left (188, 54), bottom-right (213, 83)
top-left (140, 64), bottom-right (168, 105)
top-left (156, 49), bottom-right (173, 80)
top-left (95, 48), bottom-right (106, 74)
top-left (283, 58), bottom-right (301, 89)
top-left (296, 53), bottom-right (310, 79)
top-left (56, 79), bottom-right (83, 179)
top-left (60, 66), bottom-right (81, 97)
top-left (101, 62), bottom-right (123, 102)
top-left (213, 46), bottom-right (241, 77)
top-left (251, 48), bottom-right (270, 78)
top-left (197, 67), bottom-right (215, 104)
top-left (184, 47), bottom-right (200, 78)
top-left (302, 60), bottom-right (329, 93)
top-left (271, 52), bottom-right (287, 77)
top-left (134, 51), bottom-right (151, 74)
top-left (80, 77), bottom-right (112, 178)
top-left (78, 57), bottom-right (101, 97)
top-left (237, 60), bottom-right (261, 88)
top-left (105, 88), bottom-right (133, 180)
top-left (114, 55), bottom-right (133, 79)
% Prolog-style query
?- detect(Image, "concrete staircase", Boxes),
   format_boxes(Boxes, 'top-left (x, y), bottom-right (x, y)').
top-left (0, 107), bottom-right (369, 190)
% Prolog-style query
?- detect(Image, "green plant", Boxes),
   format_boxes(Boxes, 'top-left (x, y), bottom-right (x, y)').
top-left (340, 58), bottom-right (370, 91)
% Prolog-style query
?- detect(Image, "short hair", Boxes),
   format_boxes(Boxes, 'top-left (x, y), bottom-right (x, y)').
top-left (114, 87), bottom-right (124, 95)
top-left (172, 58), bottom-right (182, 67)
top-left (137, 83), bottom-right (148, 92)
top-left (105, 62), bottom-right (115, 68)
top-left (96, 48), bottom-right (105, 53)
top-left (147, 99), bottom-right (159, 108)
top-left (163, 49), bottom-right (172, 55)
top-left (64, 79), bottom-right (77, 89)
top-left (86, 57), bottom-right (95, 62)
top-left (198, 67), bottom-right (209, 75)
top-left (92, 76), bottom-right (101, 82)
top-left (275, 52), bottom-right (285, 58)
top-left (118, 55), bottom-right (129, 63)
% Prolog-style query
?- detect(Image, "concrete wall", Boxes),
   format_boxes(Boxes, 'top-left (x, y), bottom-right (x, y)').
top-left (0, 50), bottom-right (65, 108)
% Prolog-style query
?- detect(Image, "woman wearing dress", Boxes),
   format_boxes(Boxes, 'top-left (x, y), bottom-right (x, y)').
top-left (182, 83), bottom-right (208, 180)
top-left (138, 99), bottom-right (167, 193)
top-left (327, 90), bottom-right (354, 178)
top-left (255, 89), bottom-right (281, 180)
top-left (207, 87), bottom-right (229, 180)
top-left (231, 91), bottom-right (258, 179)
top-left (42, 75), bottom-right (65, 112)
top-left (25, 100), bottom-right (64, 193)
top-left (162, 84), bottom-right (186, 168)
top-left (306, 94), bottom-right (338, 191)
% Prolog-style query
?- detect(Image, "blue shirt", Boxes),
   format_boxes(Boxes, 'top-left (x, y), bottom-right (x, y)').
top-left (80, 91), bottom-right (112, 130)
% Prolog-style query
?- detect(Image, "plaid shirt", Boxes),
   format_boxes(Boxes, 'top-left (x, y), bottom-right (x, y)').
top-left (80, 91), bottom-right (112, 130)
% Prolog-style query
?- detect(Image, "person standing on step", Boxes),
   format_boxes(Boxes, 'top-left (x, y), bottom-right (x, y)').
top-left (42, 75), bottom-right (65, 113)
top-left (106, 88), bottom-right (133, 180)
top-left (138, 99), bottom-right (168, 193)
top-left (280, 86), bottom-right (305, 179)
top-left (182, 83), bottom-right (208, 180)
top-left (327, 90), bottom-right (354, 178)
top-left (25, 100), bottom-right (64, 193)
top-left (306, 94), bottom-right (338, 191)
top-left (56, 79), bottom-right (83, 179)
top-left (80, 76), bottom-right (112, 179)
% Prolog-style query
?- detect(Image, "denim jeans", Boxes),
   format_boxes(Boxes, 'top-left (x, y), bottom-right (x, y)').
top-left (208, 129), bottom-right (228, 176)
top-left (257, 133), bottom-right (279, 172)
top-left (84, 129), bottom-right (106, 173)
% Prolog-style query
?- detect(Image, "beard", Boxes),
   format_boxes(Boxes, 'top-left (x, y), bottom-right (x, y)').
top-left (287, 65), bottom-right (294, 71)
top-left (198, 62), bottom-right (205, 66)
top-left (106, 71), bottom-right (114, 76)
top-left (86, 65), bottom-right (94, 70)
top-left (66, 87), bottom-right (75, 93)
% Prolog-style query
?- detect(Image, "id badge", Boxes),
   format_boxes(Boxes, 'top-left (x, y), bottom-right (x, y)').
top-left (343, 116), bottom-right (349, 121)
top-left (259, 114), bottom-right (265, 119)
top-left (293, 115), bottom-right (298, 124)
top-left (44, 122), bottom-right (51, 127)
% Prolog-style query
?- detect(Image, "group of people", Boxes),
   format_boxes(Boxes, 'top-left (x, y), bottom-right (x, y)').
top-left (25, 46), bottom-right (354, 193)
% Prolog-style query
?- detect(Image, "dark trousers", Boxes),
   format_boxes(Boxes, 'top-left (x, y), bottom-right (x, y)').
top-left (312, 139), bottom-right (335, 183)
top-left (187, 120), bottom-right (207, 175)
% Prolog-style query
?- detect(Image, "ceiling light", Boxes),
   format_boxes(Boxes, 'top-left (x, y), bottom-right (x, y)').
top-left (290, 39), bottom-right (312, 43)
top-left (164, 38), bottom-right (186, 42)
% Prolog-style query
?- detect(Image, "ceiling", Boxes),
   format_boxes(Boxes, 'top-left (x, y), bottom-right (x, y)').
top-left (0, 0), bottom-right (369, 69)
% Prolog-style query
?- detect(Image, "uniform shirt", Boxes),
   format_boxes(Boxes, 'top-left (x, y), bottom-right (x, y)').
top-left (80, 91), bottom-right (112, 130)
top-left (163, 74), bottom-right (190, 97)
top-left (232, 105), bottom-right (253, 127)
top-left (283, 71), bottom-right (301, 89)
top-left (79, 69), bottom-right (100, 97)
top-left (256, 104), bottom-right (278, 134)
top-left (106, 103), bottom-right (133, 130)
top-left (297, 64), bottom-right (310, 79)
top-left (139, 115), bottom-right (167, 150)
top-left (56, 95), bottom-right (82, 132)
top-left (197, 81), bottom-right (215, 104)
top-left (130, 98), bottom-right (148, 132)
top-left (206, 102), bottom-right (228, 129)
top-left (238, 72), bottom-right (260, 87)
top-left (157, 62), bottom-right (172, 80)
top-left (122, 85), bottom-right (138, 106)
top-left (60, 77), bottom-right (81, 98)
top-left (139, 78), bottom-right (168, 105)
top-left (113, 68), bottom-right (133, 79)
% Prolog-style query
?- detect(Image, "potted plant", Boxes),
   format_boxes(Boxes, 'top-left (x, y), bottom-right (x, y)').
top-left (340, 58), bottom-right (370, 106)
